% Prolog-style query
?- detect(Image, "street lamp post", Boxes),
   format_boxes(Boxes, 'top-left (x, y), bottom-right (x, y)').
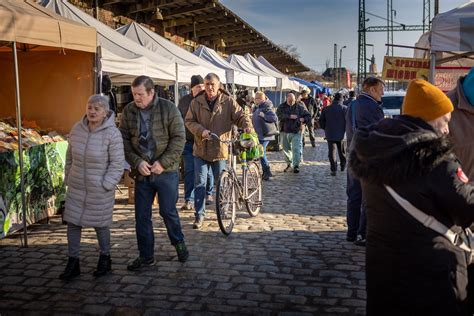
top-left (339, 45), bottom-right (347, 88)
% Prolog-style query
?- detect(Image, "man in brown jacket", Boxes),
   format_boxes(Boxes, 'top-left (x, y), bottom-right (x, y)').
top-left (447, 67), bottom-right (474, 181)
top-left (185, 73), bottom-right (252, 229)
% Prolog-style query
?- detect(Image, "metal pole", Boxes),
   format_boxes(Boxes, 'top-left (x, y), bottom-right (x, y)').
top-left (339, 48), bottom-right (343, 88)
top-left (257, 76), bottom-right (260, 90)
top-left (429, 51), bottom-right (436, 84)
top-left (174, 63), bottom-right (179, 106)
top-left (12, 41), bottom-right (28, 247)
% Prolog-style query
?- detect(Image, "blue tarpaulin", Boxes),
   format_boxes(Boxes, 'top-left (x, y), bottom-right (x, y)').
top-left (290, 77), bottom-right (330, 95)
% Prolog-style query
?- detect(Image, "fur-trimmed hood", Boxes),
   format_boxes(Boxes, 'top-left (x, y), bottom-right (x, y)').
top-left (349, 115), bottom-right (453, 185)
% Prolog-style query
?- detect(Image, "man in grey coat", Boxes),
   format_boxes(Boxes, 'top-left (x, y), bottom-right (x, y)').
top-left (319, 93), bottom-right (347, 176)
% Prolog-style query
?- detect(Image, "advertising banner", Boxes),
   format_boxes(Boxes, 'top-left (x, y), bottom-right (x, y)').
top-left (382, 56), bottom-right (430, 82)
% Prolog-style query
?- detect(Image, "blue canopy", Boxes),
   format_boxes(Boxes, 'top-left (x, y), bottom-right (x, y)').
top-left (290, 77), bottom-right (330, 95)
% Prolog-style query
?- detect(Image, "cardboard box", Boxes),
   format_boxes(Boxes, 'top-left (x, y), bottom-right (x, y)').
top-left (124, 170), bottom-right (135, 187)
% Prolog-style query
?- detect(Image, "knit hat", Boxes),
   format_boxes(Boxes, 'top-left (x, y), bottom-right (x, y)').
top-left (402, 79), bottom-right (453, 122)
top-left (190, 75), bottom-right (204, 89)
top-left (462, 67), bottom-right (474, 106)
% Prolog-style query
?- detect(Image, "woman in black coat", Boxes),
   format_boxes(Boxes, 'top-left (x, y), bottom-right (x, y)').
top-left (349, 79), bottom-right (474, 316)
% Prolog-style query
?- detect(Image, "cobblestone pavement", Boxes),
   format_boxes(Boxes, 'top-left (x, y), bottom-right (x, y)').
top-left (0, 132), bottom-right (366, 315)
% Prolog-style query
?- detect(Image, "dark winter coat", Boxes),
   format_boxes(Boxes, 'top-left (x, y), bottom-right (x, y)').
top-left (345, 92), bottom-right (384, 146)
top-left (276, 101), bottom-right (311, 134)
top-left (301, 96), bottom-right (318, 118)
top-left (252, 100), bottom-right (278, 141)
top-left (120, 96), bottom-right (185, 172)
top-left (350, 115), bottom-right (474, 316)
top-left (178, 93), bottom-right (195, 142)
top-left (319, 100), bottom-right (347, 141)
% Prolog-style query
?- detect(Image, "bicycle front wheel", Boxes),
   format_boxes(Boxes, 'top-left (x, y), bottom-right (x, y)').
top-left (216, 170), bottom-right (236, 235)
top-left (245, 162), bottom-right (262, 217)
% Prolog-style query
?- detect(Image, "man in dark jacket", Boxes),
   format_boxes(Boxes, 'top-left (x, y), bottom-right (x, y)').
top-left (319, 93), bottom-right (347, 176)
top-left (277, 93), bottom-right (311, 173)
top-left (300, 89), bottom-right (318, 147)
top-left (120, 75), bottom-right (188, 269)
top-left (350, 79), bottom-right (474, 316)
top-left (345, 77), bottom-right (385, 246)
top-left (178, 75), bottom-right (214, 211)
top-left (343, 90), bottom-right (356, 105)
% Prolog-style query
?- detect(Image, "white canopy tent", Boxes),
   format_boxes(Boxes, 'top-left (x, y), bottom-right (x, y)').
top-left (227, 54), bottom-right (277, 88)
top-left (426, 0), bottom-right (474, 82)
top-left (246, 54), bottom-right (300, 91)
top-left (116, 22), bottom-right (227, 84)
top-left (193, 45), bottom-right (259, 87)
top-left (41, 0), bottom-right (176, 85)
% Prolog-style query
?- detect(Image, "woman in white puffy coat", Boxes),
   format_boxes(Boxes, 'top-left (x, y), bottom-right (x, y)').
top-left (60, 94), bottom-right (124, 280)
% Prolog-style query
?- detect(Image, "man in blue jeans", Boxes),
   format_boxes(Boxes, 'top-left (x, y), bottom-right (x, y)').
top-left (120, 75), bottom-right (188, 270)
top-left (185, 73), bottom-right (252, 229)
top-left (178, 75), bottom-right (214, 211)
top-left (345, 77), bottom-right (385, 246)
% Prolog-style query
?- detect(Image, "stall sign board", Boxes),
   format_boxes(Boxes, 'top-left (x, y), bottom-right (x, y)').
top-left (435, 67), bottom-right (471, 92)
top-left (382, 56), bottom-right (430, 82)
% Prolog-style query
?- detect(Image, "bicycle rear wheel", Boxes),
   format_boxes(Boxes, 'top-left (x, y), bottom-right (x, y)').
top-left (245, 162), bottom-right (262, 217)
top-left (216, 170), bottom-right (236, 235)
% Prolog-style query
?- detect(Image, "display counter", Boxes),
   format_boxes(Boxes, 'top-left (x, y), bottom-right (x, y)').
top-left (0, 141), bottom-right (67, 238)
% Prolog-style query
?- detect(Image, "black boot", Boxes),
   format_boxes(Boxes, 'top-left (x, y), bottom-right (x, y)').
top-left (267, 166), bottom-right (274, 178)
top-left (93, 254), bottom-right (112, 277)
top-left (59, 257), bottom-right (80, 280)
top-left (262, 166), bottom-right (270, 181)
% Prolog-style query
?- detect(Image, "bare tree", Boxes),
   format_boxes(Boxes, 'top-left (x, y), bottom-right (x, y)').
top-left (279, 44), bottom-right (301, 60)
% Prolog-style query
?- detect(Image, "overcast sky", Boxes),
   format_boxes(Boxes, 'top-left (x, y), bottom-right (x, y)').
top-left (220, 0), bottom-right (467, 73)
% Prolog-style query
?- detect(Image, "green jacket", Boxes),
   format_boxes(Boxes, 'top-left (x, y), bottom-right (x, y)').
top-left (119, 96), bottom-right (185, 173)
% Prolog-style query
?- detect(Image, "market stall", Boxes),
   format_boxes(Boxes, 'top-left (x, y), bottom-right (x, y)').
top-left (425, 1), bottom-right (474, 85)
top-left (194, 45), bottom-right (259, 87)
top-left (0, 0), bottom-right (96, 240)
top-left (117, 22), bottom-right (227, 84)
top-left (227, 54), bottom-right (277, 89)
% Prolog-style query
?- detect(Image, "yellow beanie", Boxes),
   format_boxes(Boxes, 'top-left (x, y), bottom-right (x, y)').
top-left (402, 79), bottom-right (453, 121)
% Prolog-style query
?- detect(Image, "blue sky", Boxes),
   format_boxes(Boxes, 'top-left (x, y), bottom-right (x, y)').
top-left (220, 0), bottom-right (467, 73)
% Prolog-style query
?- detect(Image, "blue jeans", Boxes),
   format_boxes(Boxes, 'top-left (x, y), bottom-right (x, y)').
top-left (346, 171), bottom-right (366, 239)
top-left (183, 141), bottom-right (214, 202)
top-left (134, 172), bottom-right (185, 259)
top-left (280, 131), bottom-right (302, 167)
top-left (259, 140), bottom-right (270, 169)
top-left (194, 157), bottom-right (226, 220)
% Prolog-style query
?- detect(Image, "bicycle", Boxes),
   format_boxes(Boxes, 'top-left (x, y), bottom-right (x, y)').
top-left (209, 132), bottom-right (263, 235)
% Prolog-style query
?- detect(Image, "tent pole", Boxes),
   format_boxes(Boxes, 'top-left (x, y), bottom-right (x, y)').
top-left (279, 89), bottom-right (283, 105)
top-left (429, 51), bottom-right (436, 84)
top-left (258, 77), bottom-right (260, 90)
top-left (12, 41), bottom-right (28, 247)
top-left (174, 63), bottom-right (179, 106)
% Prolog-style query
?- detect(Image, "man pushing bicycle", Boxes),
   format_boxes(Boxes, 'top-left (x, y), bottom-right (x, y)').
top-left (185, 73), bottom-right (253, 229)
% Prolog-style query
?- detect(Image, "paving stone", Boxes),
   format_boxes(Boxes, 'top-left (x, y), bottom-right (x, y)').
top-left (82, 304), bottom-right (113, 315)
top-left (327, 288), bottom-right (353, 298)
top-left (0, 138), bottom-right (367, 314)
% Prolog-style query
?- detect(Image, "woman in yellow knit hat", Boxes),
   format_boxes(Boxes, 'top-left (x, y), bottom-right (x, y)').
top-left (349, 79), bottom-right (474, 315)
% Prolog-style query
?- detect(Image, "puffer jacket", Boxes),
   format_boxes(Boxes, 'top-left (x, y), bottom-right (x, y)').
top-left (120, 96), bottom-right (185, 172)
top-left (64, 112), bottom-right (124, 227)
top-left (447, 76), bottom-right (474, 181)
top-left (252, 100), bottom-right (278, 141)
top-left (350, 115), bottom-right (474, 316)
top-left (185, 90), bottom-right (252, 162)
